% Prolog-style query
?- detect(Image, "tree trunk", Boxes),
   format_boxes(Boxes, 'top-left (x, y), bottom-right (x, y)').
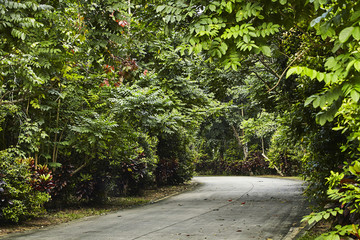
top-left (231, 124), bottom-right (248, 160)
top-left (241, 108), bottom-right (248, 159)
top-left (52, 99), bottom-right (61, 164)
top-left (34, 152), bottom-right (38, 170)
top-left (262, 153), bottom-right (284, 177)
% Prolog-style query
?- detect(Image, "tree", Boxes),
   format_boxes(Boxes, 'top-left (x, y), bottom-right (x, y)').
top-left (156, 0), bottom-right (355, 201)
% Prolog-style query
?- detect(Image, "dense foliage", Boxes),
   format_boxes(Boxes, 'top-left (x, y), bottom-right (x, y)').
top-left (0, 0), bottom-right (205, 222)
top-left (156, 0), bottom-right (360, 238)
top-left (2, 2), bottom-right (360, 237)
top-left (0, 150), bottom-right (50, 223)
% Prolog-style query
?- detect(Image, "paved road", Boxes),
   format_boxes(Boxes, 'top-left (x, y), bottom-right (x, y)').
top-left (4, 176), bottom-right (309, 240)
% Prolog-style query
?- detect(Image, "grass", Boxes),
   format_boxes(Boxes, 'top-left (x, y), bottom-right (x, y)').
top-left (0, 181), bottom-right (198, 238)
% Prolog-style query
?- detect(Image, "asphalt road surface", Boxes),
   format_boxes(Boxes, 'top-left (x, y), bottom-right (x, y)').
top-left (4, 176), bottom-right (309, 240)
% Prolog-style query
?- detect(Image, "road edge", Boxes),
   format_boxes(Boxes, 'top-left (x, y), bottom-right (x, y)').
top-left (282, 221), bottom-right (316, 240)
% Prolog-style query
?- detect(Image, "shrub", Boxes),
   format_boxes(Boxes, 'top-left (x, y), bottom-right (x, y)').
top-left (302, 160), bottom-right (360, 239)
top-left (117, 157), bottom-right (150, 196)
top-left (28, 160), bottom-right (55, 193)
top-left (267, 126), bottom-right (303, 176)
top-left (48, 156), bottom-right (75, 207)
top-left (155, 131), bottom-right (194, 185)
top-left (195, 150), bottom-right (276, 176)
top-left (155, 158), bottom-right (181, 185)
top-left (0, 150), bottom-right (50, 223)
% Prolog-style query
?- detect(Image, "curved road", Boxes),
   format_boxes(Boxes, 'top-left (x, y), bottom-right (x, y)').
top-left (4, 176), bottom-right (309, 240)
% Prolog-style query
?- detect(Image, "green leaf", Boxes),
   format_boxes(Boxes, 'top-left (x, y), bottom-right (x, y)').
top-left (332, 41), bottom-right (342, 53)
top-left (351, 10), bottom-right (360, 21)
top-left (354, 61), bottom-right (360, 71)
top-left (317, 72), bottom-right (325, 81)
top-left (156, 5), bottom-right (166, 12)
top-left (313, 96), bottom-right (320, 108)
top-left (48, 162), bottom-right (62, 168)
top-left (286, 67), bottom-right (299, 78)
top-left (318, 117), bottom-right (326, 126)
top-left (209, 4), bottom-right (216, 12)
top-left (351, 161), bottom-right (360, 174)
top-left (332, 126), bottom-right (344, 131)
top-left (350, 89), bottom-right (360, 102)
top-left (308, 214), bottom-right (322, 225)
top-left (219, 42), bottom-right (228, 55)
top-left (339, 27), bottom-right (354, 43)
top-left (325, 57), bottom-right (337, 69)
top-left (305, 68), bottom-right (317, 79)
top-left (305, 95), bottom-right (316, 106)
top-left (243, 34), bottom-right (250, 43)
top-left (327, 234), bottom-right (340, 240)
top-left (260, 45), bottom-right (271, 57)
top-left (310, 69), bottom-right (318, 79)
top-left (346, 59), bottom-right (356, 72)
top-left (231, 63), bottom-right (238, 71)
top-left (353, 27), bottom-right (360, 40)
top-left (226, 1), bottom-right (233, 13)
top-left (319, 96), bottom-right (327, 108)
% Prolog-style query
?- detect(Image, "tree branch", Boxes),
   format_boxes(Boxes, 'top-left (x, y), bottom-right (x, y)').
top-left (0, 98), bottom-right (25, 105)
top-left (267, 48), bottom-right (309, 92)
top-left (71, 162), bottom-right (87, 176)
top-left (257, 57), bottom-right (281, 79)
top-left (262, 153), bottom-right (284, 177)
top-left (0, 90), bottom-right (19, 101)
top-left (251, 71), bottom-right (272, 91)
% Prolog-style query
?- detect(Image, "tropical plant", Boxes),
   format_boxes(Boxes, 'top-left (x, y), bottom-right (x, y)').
top-left (302, 161), bottom-right (360, 240)
top-left (0, 150), bottom-right (50, 223)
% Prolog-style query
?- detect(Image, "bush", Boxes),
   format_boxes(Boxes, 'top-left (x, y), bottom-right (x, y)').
top-left (267, 126), bottom-right (303, 176)
top-left (240, 150), bottom-right (276, 175)
top-left (302, 160), bottom-right (360, 239)
top-left (48, 156), bottom-right (75, 207)
top-left (0, 150), bottom-right (50, 223)
top-left (155, 158), bottom-right (181, 185)
top-left (195, 150), bottom-right (276, 176)
top-left (155, 131), bottom-right (194, 185)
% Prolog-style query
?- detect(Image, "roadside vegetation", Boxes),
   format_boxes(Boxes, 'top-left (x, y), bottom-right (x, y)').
top-left (1, 1), bottom-right (360, 239)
